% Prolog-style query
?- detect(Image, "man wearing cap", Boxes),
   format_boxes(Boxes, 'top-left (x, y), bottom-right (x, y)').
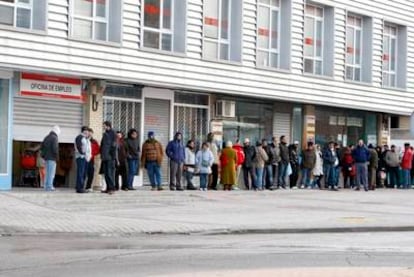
top-left (141, 131), bottom-right (164, 190)
top-left (40, 125), bottom-right (61, 192)
top-left (74, 126), bottom-right (91, 193)
top-left (166, 132), bottom-right (185, 191)
top-left (242, 138), bottom-right (257, 190)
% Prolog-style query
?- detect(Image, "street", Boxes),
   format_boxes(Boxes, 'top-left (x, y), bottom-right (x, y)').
top-left (1, 232), bottom-right (414, 277)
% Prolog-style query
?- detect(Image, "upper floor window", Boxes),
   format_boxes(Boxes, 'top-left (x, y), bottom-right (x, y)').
top-left (203, 0), bottom-right (242, 62)
top-left (142, 0), bottom-right (186, 53)
top-left (0, 0), bottom-right (47, 31)
top-left (257, 0), bottom-right (280, 68)
top-left (346, 15), bottom-right (362, 81)
top-left (382, 23), bottom-right (407, 89)
top-left (302, 3), bottom-right (334, 76)
top-left (70, 0), bottom-right (122, 43)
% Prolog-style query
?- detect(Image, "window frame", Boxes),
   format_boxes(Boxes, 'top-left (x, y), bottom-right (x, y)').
top-left (345, 14), bottom-right (363, 82)
top-left (202, 0), bottom-right (232, 61)
top-left (70, 0), bottom-right (112, 42)
top-left (382, 23), bottom-right (398, 88)
top-left (141, 0), bottom-right (176, 52)
top-left (256, 0), bottom-right (281, 68)
top-left (303, 4), bottom-right (324, 75)
top-left (0, 0), bottom-right (33, 29)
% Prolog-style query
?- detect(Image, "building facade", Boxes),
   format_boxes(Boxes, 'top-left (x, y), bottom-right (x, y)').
top-left (0, 0), bottom-right (413, 189)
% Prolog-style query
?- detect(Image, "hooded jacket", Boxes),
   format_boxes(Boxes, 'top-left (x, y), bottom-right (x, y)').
top-left (41, 129), bottom-right (59, 161)
top-left (166, 132), bottom-right (185, 163)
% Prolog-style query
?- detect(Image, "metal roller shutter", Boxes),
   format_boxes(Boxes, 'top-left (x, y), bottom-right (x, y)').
top-left (13, 97), bottom-right (83, 143)
top-left (273, 112), bottom-right (291, 143)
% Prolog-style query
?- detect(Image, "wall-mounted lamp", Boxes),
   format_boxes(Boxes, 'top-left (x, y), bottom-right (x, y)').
top-left (89, 79), bottom-right (106, 112)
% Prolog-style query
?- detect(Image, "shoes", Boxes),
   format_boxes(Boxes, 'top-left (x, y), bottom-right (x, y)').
top-left (300, 185), bottom-right (305, 189)
top-left (76, 190), bottom-right (88, 193)
top-left (186, 185), bottom-right (197, 190)
top-left (151, 187), bottom-right (157, 191)
top-left (101, 190), bottom-right (108, 193)
top-left (170, 187), bottom-right (176, 191)
top-left (121, 187), bottom-right (129, 191)
top-left (176, 187), bottom-right (184, 191)
top-left (128, 187), bottom-right (136, 191)
top-left (107, 190), bottom-right (115, 195)
top-left (157, 186), bottom-right (164, 191)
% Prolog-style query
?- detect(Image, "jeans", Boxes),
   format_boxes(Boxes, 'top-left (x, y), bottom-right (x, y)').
top-left (256, 167), bottom-right (264, 189)
top-left (76, 157), bottom-right (87, 192)
top-left (127, 159), bottom-right (138, 189)
top-left (184, 170), bottom-right (194, 188)
top-left (85, 160), bottom-right (95, 190)
top-left (146, 161), bottom-right (162, 187)
top-left (263, 164), bottom-right (273, 188)
top-left (355, 162), bottom-right (368, 190)
top-left (103, 160), bottom-right (116, 191)
top-left (402, 169), bottom-right (411, 189)
top-left (169, 160), bottom-right (183, 189)
top-left (44, 160), bottom-right (56, 191)
top-left (325, 164), bottom-right (336, 187)
top-left (200, 173), bottom-right (208, 189)
top-left (388, 166), bottom-right (399, 188)
top-left (278, 162), bottom-right (288, 187)
top-left (301, 168), bottom-right (312, 188)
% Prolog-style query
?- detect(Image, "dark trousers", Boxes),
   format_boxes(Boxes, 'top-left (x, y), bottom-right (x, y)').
top-left (115, 161), bottom-right (128, 190)
top-left (209, 163), bottom-right (219, 189)
top-left (76, 157), bottom-right (87, 192)
top-left (272, 163), bottom-right (279, 187)
top-left (103, 160), bottom-right (116, 191)
top-left (85, 160), bottom-right (95, 190)
top-left (289, 163), bottom-right (299, 188)
top-left (243, 166), bottom-right (256, 190)
top-left (388, 166), bottom-right (399, 188)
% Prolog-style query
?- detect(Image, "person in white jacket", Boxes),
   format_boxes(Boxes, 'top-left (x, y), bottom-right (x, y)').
top-left (184, 140), bottom-right (196, 190)
top-left (196, 142), bottom-right (214, 191)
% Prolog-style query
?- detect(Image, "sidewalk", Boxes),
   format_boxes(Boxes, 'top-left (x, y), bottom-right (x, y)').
top-left (1, 187), bottom-right (414, 236)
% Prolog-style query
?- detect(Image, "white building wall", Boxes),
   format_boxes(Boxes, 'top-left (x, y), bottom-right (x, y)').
top-left (0, 0), bottom-right (414, 114)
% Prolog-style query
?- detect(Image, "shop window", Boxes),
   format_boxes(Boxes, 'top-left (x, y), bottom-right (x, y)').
top-left (382, 23), bottom-right (407, 89)
top-left (345, 13), bottom-right (372, 83)
top-left (142, 0), bottom-right (186, 53)
top-left (203, 0), bottom-right (242, 62)
top-left (70, 0), bottom-right (122, 43)
top-left (0, 0), bottom-right (47, 31)
top-left (303, 3), bottom-right (334, 76)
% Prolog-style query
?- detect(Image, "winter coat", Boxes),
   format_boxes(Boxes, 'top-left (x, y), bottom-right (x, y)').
top-left (125, 137), bottom-right (140, 160)
top-left (255, 146), bottom-right (269, 168)
top-left (323, 148), bottom-right (339, 166)
top-left (220, 147), bottom-right (237, 185)
top-left (279, 143), bottom-right (289, 164)
top-left (401, 148), bottom-right (414, 170)
top-left (141, 139), bottom-right (164, 166)
top-left (196, 149), bottom-right (214, 174)
top-left (117, 138), bottom-right (127, 164)
top-left (232, 143), bottom-right (245, 166)
top-left (263, 145), bottom-right (273, 165)
top-left (313, 150), bottom-right (324, 176)
top-left (100, 128), bottom-right (117, 161)
top-left (288, 145), bottom-right (299, 166)
top-left (270, 143), bottom-right (281, 164)
top-left (184, 147), bottom-right (196, 173)
top-left (208, 142), bottom-right (219, 164)
top-left (352, 145), bottom-right (370, 163)
top-left (41, 131), bottom-right (59, 161)
top-left (302, 149), bottom-right (316, 169)
top-left (368, 149), bottom-right (379, 169)
top-left (385, 151), bottom-right (399, 167)
top-left (166, 132), bottom-right (185, 163)
top-left (243, 145), bottom-right (256, 168)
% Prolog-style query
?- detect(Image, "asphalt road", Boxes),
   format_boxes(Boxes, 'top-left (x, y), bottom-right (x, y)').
top-left (1, 232), bottom-right (414, 277)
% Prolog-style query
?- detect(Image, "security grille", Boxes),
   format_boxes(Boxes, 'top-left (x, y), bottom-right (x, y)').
top-left (174, 106), bottom-right (209, 149)
top-left (103, 98), bottom-right (141, 135)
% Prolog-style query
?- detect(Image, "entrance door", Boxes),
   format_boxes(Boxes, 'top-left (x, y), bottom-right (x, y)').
top-left (0, 79), bottom-right (11, 190)
top-left (142, 88), bottom-right (173, 185)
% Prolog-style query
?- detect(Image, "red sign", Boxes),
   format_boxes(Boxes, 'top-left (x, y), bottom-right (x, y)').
top-left (204, 17), bottom-right (219, 27)
top-left (258, 28), bottom-right (270, 37)
top-left (305, 37), bottom-right (313, 45)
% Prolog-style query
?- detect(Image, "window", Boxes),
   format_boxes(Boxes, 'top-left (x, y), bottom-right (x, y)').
top-left (203, 0), bottom-right (242, 62)
top-left (257, 0), bottom-right (280, 68)
top-left (382, 24), bottom-right (397, 87)
top-left (0, 0), bottom-right (46, 30)
top-left (142, 0), bottom-right (186, 52)
top-left (304, 4), bottom-right (323, 75)
top-left (346, 15), bottom-right (362, 81)
top-left (71, 0), bottom-right (122, 43)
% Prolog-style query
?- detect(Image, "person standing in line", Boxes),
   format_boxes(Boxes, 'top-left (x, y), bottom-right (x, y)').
top-left (232, 139), bottom-right (245, 190)
top-left (242, 138), bottom-right (257, 190)
top-left (341, 145), bottom-right (355, 189)
top-left (196, 142), bottom-right (214, 191)
top-left (41, 125), bottom-right (60, 192)
top-left (141, 131), bottom-right (164, 191)
top-left (74, 126), bottom-right (91, 193)
top-left (323, 141), bottom-right (340, 191)
top-left (312, 144), bottom-right (323, 189)
top-left (125, 128), bottom-right (140, 191)
top-left (385, 145), bottom-right (400, 189)
top-left (262, 139), bottom-right (274, 190)
top-left (301, 142), bottom-right (316, 189)
top-left (288, 141), bottom-right (300, 189)
top-left (352, 139), bottom-right (371, 191)
top-left (220, 141), bottom-right (238, 191)
top-left (270, 136), bottom-right (281, 189)
top-left (85, 128), bottom-right (100, 192)
top-left (166, 132), bottom-right (185, 191)
top-left (278, 135), bottom-right (289, 189)
top-left (100, 121), bottom-right (117, 195)
top-left (255, 140), bottom-right (268, 190)
top-left (184, 140), bottom-right (196, 190)
top-left (400, 143), bottom-right (413, 189)
top-left (115, 131), bottom-right (128, 191)
top-left (207, 132), bottom-right (219, 190)
top-left (368, 144), bottom-right (378, 190)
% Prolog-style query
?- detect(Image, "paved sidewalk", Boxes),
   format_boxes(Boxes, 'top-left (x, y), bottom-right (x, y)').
top-left (1, 188), bottom-right (414, 236)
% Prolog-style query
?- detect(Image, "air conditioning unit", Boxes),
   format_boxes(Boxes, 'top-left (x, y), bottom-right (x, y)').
top-left (215, 100), bottom-right (236, 118)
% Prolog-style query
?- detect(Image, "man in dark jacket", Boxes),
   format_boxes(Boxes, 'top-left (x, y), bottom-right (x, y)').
top-left (352, 139), bottom-right (371, 191)
top-left (368, 144), bottom-right (379, 190)
top-left (101, 121), bottom-right (117, 194)
top-left (115, 131), bottom-right (128, 191)
top-left (166, 132), bottom-right (185, 191)
top-left (323, 141), bottom-right (340, 191)
top-left (41, 125), bottom-right (60, 192)
top-left (278, 135), bottom-right (289, 189)
top-left (301, 142), bottom-right (316, 189)
top-left (242, 138), bottom-right (256, 190)
top-left (262, 139), bottom-right (274, 190)
top-left (125, 128), bottom-right (140, 191)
